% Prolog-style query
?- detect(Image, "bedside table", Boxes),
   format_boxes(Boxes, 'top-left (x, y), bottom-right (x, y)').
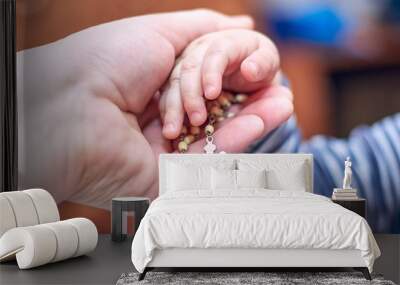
top-left (332, 198), bottom-right (366, 218)
top-left (112, 197), bottom-right (150, 242)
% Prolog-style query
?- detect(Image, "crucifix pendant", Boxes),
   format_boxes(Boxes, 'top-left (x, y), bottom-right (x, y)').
top-left (204, 136), bottom-right (217, 154)
top-left (203, 135), bottom-right (225, 154)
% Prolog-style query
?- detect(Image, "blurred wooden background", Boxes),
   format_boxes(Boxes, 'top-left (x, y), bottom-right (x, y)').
top-left (16, 0), bottom-right (255, 50)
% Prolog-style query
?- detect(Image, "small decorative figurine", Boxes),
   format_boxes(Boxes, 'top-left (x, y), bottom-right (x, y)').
top-left (342, 157), bottom-right (352, 189)
top-left (332, 157), bottom-right (358, 199)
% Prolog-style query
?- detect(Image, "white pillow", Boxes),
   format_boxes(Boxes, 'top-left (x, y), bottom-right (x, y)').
top-left (211, 168), bottom-right (236, 190)
top-left (238, 159), bottom-right (308, 191)
top-left (168, 158), bottom-right (236, 170)
top-left (167, 163), bottom-right (211, 191)
top-left (267, 166), bottom-right (306, 191)
top-left (236, 169), bottom-right (267, 189)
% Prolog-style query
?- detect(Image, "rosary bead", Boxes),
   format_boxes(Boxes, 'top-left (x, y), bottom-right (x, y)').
top-left (181, 125), bottom-right (188, 135)
top-left (171, 91), bottom-right (246, 153)
top-left (184, 135), bottom-right (195, 144)
top-left (206, 100), bottom-right (219, 109)
top-left (224, 92), bottom-right (235, 102)
top-left (178, 141), bottom-right (188, 153)
top-left (190, 126), bottom-right (201, 136)
top-left (217, 116), bottom-right (225, 122)
top-left (235, 94), bottom-right (248, 103)
top-left (217, 95), bottom-right (231, 109)
top-left (205, 124), bottom-right (215, 135)
top-left (225, 111), bottom-right (235, 118)
top-left (208, 114), bottom-right (216, 124)
top-left (210, 106), bottom-right (224, 117)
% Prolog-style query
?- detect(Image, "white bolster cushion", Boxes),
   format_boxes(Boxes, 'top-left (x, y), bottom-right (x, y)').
top-left (65, 218), bottom-right (98, 257)
top-left (0, 196), bottom-right (17, 237)
top-left (0, 218), bottom-right (98, 269)
top-left (42, 221), bottom-right (79, 262)
top-left (23, 189), bottom-right (60, 224)
top-left (0, 189), bottom-right (59, 237)
top-left (0, 191), bottom-right (39, 227)
top-left (0, 226), bottom-right (57, 268)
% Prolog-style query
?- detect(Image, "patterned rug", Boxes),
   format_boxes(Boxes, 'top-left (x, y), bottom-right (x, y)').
top-left (117, 271), bottom-right (396, 285)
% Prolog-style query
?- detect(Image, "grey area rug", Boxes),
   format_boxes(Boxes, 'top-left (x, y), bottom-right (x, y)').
top-left (117, 272), bottom-right (396, 285)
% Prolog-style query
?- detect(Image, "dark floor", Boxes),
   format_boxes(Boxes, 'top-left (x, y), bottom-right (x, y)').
top-left (1, 234), bottom-right (398, 285)
top-left (0, 235), bottom-right (133, 285)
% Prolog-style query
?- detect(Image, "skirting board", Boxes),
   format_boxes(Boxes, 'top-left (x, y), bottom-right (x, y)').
top-left (148, 248), bottom-right (366, 268)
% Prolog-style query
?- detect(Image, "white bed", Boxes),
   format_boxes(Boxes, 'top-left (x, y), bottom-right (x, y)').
top-left (131, 154), bottom-right (380, 280)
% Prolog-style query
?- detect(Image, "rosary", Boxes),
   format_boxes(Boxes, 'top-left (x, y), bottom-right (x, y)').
top-left (173, 92), bottom-right (248, 154)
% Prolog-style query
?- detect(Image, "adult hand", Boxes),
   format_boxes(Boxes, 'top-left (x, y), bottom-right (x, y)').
top-left (19, 9), bottom-right (291, 208)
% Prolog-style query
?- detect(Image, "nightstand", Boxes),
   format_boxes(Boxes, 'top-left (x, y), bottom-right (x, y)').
top-left (111, 197), bottom-right (150, 242)
top-left (332, 198), bottom-right (366, 218)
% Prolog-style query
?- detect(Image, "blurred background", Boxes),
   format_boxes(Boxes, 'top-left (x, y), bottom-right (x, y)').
top-left (16, 0), bottom-right (400, 138)
top-left (16, 0), bottom-right (400, 231)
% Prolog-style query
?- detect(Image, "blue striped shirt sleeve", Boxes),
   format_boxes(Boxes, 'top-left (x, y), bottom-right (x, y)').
top-left (248, 113), bottom-right (400, 233)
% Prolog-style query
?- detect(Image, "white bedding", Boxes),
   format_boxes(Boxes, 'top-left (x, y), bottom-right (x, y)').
top-left (131, 190), bottom-right (380, 273)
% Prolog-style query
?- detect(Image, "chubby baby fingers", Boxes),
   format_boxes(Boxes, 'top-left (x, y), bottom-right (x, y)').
top-left (240, 39), bottom-right (280, 83)
top-left (179, 51), bottom-right (208, 126)
top-left (201, 38), bottom-right (243, 100)
top-left (160, 79), bottom-right (185, 140)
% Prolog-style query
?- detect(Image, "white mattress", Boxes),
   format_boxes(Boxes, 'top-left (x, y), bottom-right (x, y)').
top-left (131, 190), bottom-right (380, 273)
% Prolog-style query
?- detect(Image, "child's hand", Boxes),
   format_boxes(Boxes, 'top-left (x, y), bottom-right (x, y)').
top-left (160, 29), bottom-right (281, 139)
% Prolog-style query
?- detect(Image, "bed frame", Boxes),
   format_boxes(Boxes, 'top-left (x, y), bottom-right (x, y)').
top-left (139, 154), bottom-right (371, 280)
top-left (141, 248), bottom-right (370, 280)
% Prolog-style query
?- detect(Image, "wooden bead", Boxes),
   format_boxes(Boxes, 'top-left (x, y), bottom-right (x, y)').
top-left (178, 141), bottom-right (188, 153)
top-left (184, 135), bottom-right (195, 145)
top-left (217, 116), bottom-right (225, 122)
top-left (206, 100), bottom-right (219, 109)
top-left (208, 114), bottom-right (216, 124)
top-left (205, 124), bottom-right (214, 135)
top-left (225, 112), bottom-right (235, 118)
top-left (224, 92), bottom-right (235, 102)
top-left (217, 95), bottom-right (231, 109)
top-left (235, 94), bottom-right (248, 103)
top-left (190, 126), bottom-right (200, 136)
top-left (210, 106), bottom-right (224, 117)
top-left (180, 125), bottom-right (188, 135)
